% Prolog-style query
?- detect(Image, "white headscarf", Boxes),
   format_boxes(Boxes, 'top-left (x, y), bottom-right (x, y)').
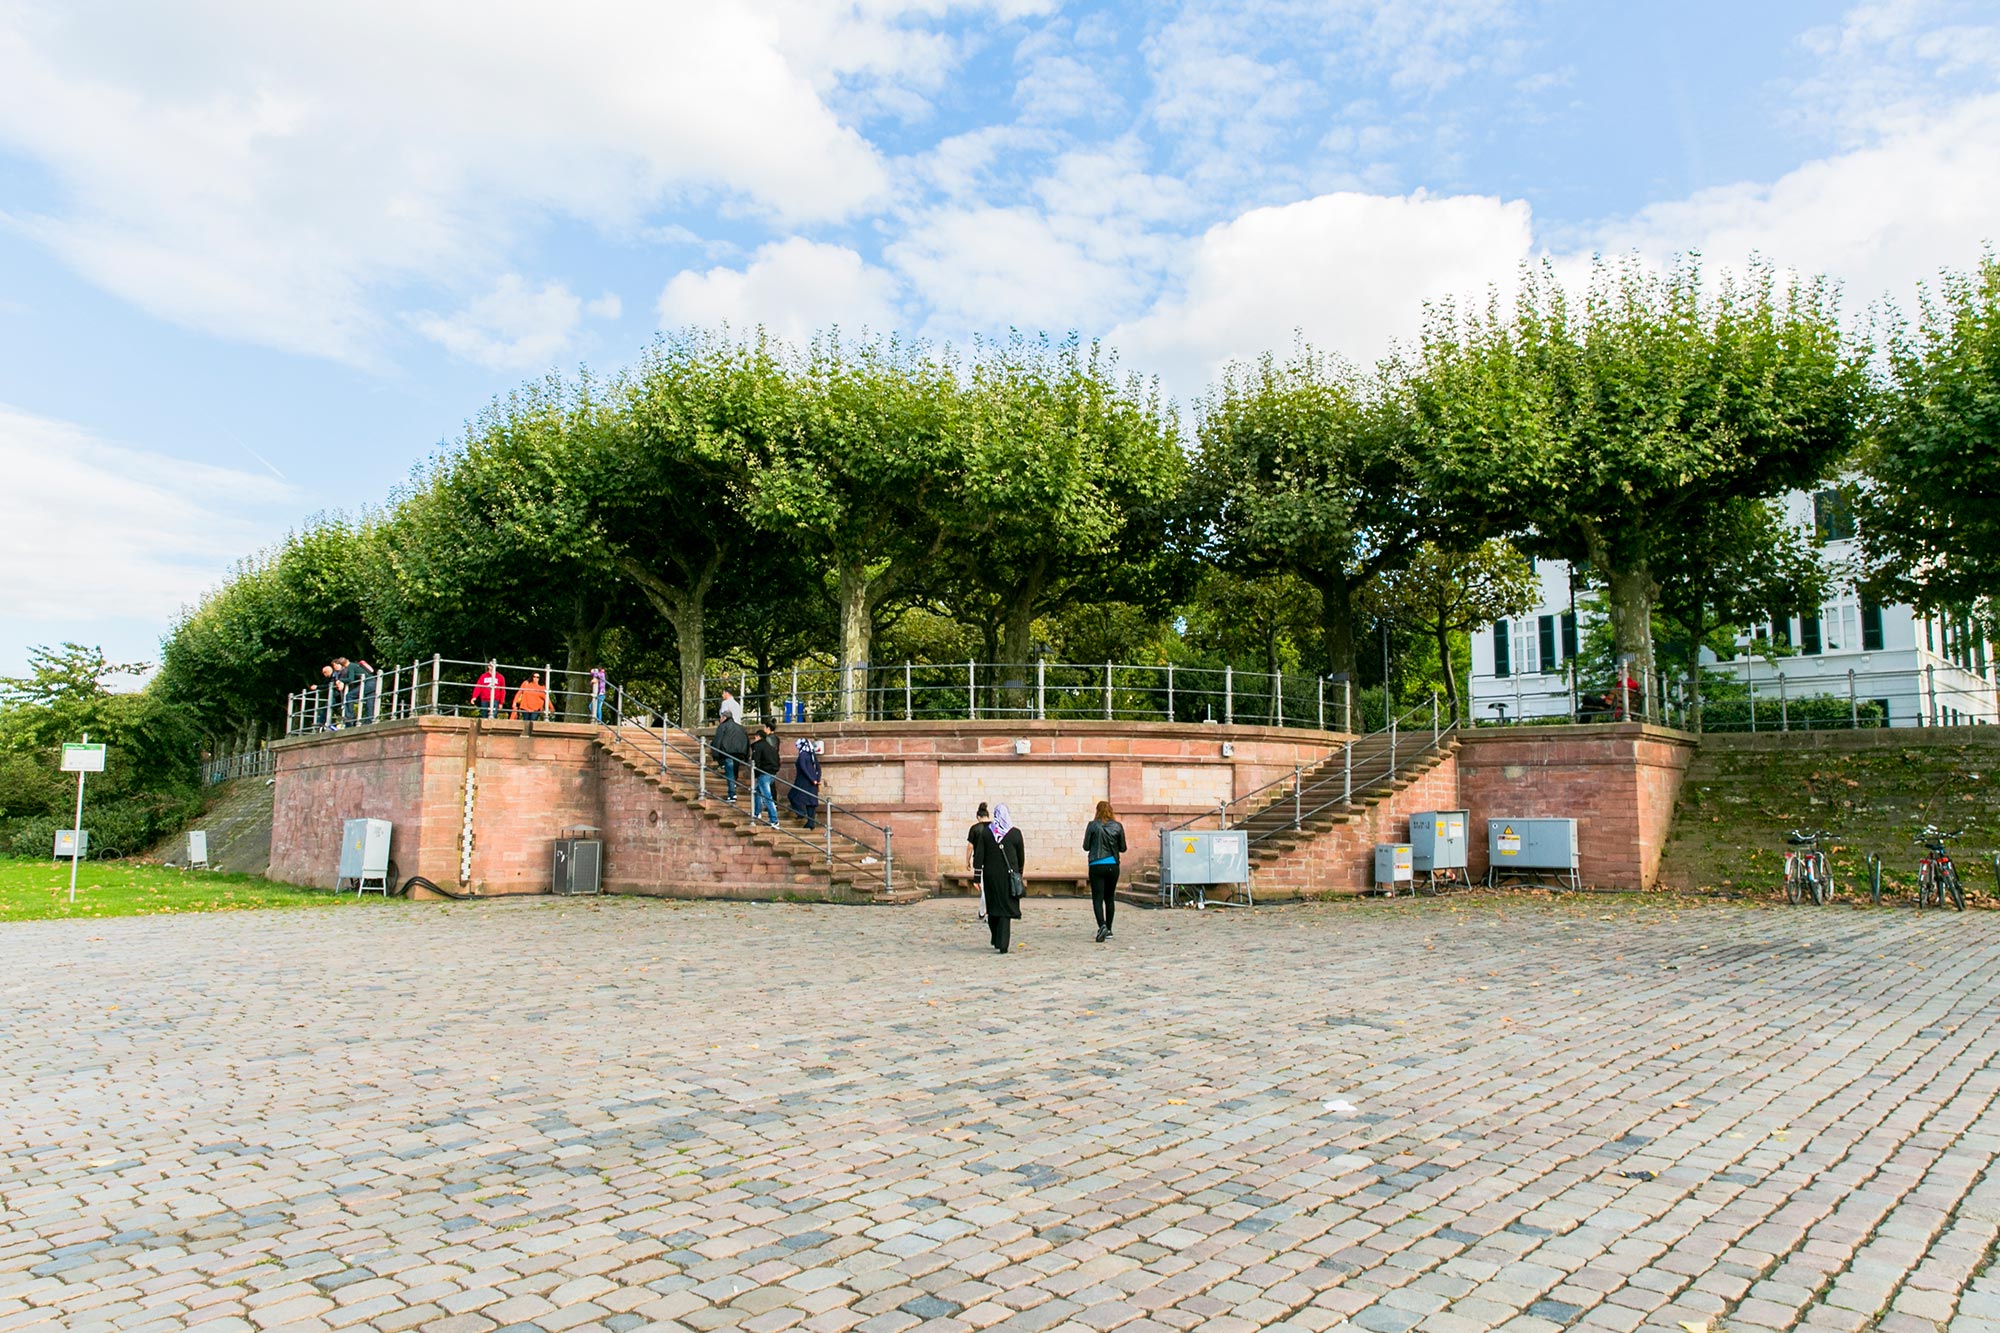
top-left (990, 802), bottom-right (1013, 840)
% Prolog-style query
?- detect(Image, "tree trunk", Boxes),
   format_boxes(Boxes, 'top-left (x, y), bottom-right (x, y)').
top-left (837, 559), bottom-right (872, 722)
top-left (1311, 575), bottom-right (1360, 683)
top-left (998, 558), bottom-right (1047, 714)
top-left (561, 596), bottom-right (614, 720)
top-left (616, 552), bottom-right (719, 728)
top-left (1602, 561), bottom-right (1659, 701)
top-left (1435, 620), bottom-right (1460, 723)
top-left (1687, 598), bottom-right (1706, 733)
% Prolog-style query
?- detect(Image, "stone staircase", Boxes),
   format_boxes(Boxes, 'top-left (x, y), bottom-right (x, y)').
top-left (594, 726), bottom-right (929, 903)
top-left (1121, 728), bottom-right (1462, 904)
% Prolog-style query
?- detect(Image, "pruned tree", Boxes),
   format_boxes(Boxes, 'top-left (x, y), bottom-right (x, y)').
top-left (1860, 251), bottom-right (2000, 626)
top-left (1414, 256), bottom-right (1869, 686)
top-left (1361, 540), bottom-right (1540, 722)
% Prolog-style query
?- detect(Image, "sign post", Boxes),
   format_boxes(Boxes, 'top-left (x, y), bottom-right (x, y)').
top-left (59, 735), bottom-right (106, 905)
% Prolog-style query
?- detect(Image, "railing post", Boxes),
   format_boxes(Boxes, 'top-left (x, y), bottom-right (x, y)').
top-left (1345, 680), bottom-right (1352, 733)
top-left (1274, 669), bottom-right (1283, 726)
top-left (1343, 742), bottom-right (1353, 805)
top-left (1390, 711), bottom-right (1398, 771)
top-left (968, 660), bottom-right (976, 720)
top-left (884, 827), bottom-right (894, 896)
top-left (1618, 660), bottom-right (1630, 722)
top-left (1225, 665), bottom-right (1234, 726)
top-left (791, 665), bottom-right (800, 724)
top-left (1167, 662), bottom-right (1175, 723)
top-left (1779, 672), bottom-right (1789, 732)
top-left (409, 659), bottom-right (419, 717)
top-left (1317, 676), bottom-right (1325, 731)
top-left (372, 668), bottom-right (383, 724)
top-left (1293, 763), bottom-right (1301, 830)
top-left (1849, 667), bottom-right (1859, 728)
top-left (1104, 661), bottom-right (1113, 721)
top-left (698, 676), bottom-right (707, 727)
top-left (826, 810), bottom-right (833, 865)
top-left (698, 730), bottom-right (707, 801)
top-left (1928, 664), bottom-right (1939, 726)
top-left (616, 684), bottom-right (626, 727)
top-left (1037, 658), bottom-right (1046, 720)
top-left (389, 666), bottom-right (400, 721)
top-left (430, 653), bottom-right (441, 713)
top-left (1569, 660), bottom-right (1578, 722)
top-left (905, 660), bottom-right (913, 721)
top-left (1749, 678), bottom-right (1758, 733)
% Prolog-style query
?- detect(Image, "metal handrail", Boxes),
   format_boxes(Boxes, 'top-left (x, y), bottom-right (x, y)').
top-left (1164, 700), bottom-right (1458, 843)
top-left (587, 681), bottom-right (899, 897)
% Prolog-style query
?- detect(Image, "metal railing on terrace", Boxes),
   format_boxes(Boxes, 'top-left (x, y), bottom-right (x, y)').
top-left (202, 748), bottom-right (273, 785)
top-left (694, 659), bottom-right (1368, 732)
top-left (283, 657), bottom-right (899, 894)
top-left (1474, 661), bottom-right (2000, 732)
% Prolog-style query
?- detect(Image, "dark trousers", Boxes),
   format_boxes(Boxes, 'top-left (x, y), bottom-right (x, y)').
top-left (988, 910), bottom-right (1011, 953)
top-left (1090, 863), bottom-right (1120, 929)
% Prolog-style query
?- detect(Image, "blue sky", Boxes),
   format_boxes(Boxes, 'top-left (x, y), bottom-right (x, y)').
top-left (2, 0), bottom-right (1997, 680)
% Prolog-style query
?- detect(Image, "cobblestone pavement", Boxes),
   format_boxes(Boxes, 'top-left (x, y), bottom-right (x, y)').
top-left (7, 893), bottom-right (2000, 1333)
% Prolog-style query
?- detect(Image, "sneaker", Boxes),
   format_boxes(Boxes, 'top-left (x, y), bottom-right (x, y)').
top-left (1094, 928), bottom-right (1106, 943)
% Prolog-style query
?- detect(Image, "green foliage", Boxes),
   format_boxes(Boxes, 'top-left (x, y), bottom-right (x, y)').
top-left (1698, 695), bottom-right (1888, 732)
top-left (1362, 541), bottom-right (1540, 720)
top-left (0, 855), bottom-right (383, 923)
top-left (1416, 257), bottom-right (1868, 678)
top-left (0, 644), bottom-right (205, 856)
top-left (1194, 341), bottom-right (1436, 679)
top-left (1861, 252), bottom-right (2000, 623)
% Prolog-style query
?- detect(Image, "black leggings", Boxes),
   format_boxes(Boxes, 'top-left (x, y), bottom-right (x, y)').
top-left (1089, 862), bottom-right (1120, 929)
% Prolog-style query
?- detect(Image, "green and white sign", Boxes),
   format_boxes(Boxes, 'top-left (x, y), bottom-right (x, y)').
top-left (60, 742), bottom-right (106, 773)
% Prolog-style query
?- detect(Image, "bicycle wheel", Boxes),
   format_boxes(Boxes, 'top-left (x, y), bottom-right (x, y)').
top-left (1917, 861), bottom-right (1935, 909)
top-left (1811, 857), bottom-right (1830, 906)
top-left (1945, 865), bottom-right (1965, 912)
top-left (1785, 857), bottom-right (1802, 905)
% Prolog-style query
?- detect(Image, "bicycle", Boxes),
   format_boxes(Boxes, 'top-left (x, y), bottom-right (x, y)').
top-left (1784, 830), bottom-right (1831, 906)
top-left (1915, 827), bottom-right (1965, 911)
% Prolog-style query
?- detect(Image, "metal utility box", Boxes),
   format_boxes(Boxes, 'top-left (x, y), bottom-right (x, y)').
top-left (337, 818), bottom-right (393, 894)
top-left (53, 829), bottom-right (88, 859)
top-left (552, 825), bottom-right (603, 895)
top-left (1486, 817), bottom-right (1580, 889)
top-left (1374, 843), bottom-right (1413, 889)
top-left (1409, 810), bottom-right (1469, 873)
top-left (187, 830), bottom-right (209, 868)
top-left (1160, 829), bottom-right (1251, 908)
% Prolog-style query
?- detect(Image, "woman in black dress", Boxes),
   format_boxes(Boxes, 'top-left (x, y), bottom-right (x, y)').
top-left (967, 801), bottom-right (1025, 953)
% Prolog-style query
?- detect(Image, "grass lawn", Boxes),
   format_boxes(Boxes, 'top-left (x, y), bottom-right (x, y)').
top-left (0, 856), bottom-right (392, 923)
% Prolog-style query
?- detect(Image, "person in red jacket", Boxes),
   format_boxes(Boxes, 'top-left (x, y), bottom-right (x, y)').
top-left (471, 661), bottom-right (507, 718)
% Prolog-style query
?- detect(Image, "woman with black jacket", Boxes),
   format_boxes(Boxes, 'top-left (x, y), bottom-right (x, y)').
top-left (1082, 800), bottom-right (1127, 942)
top-left (967, 802), bottom-right (1025, 953)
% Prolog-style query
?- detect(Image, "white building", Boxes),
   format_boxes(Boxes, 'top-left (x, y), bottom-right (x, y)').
top-left (1469, 488), bottom-right (1999, 728)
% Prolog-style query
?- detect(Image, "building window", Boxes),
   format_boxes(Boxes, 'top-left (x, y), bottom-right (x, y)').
top-left (1925, 617), bottom-right (1935, 652)
top-left (1513, 619), bottom-right (1539, 677)
top-left (1813, 488), bottom-right (1856, 543)
top-left (1560, 612), bottom-right (1578, 661)
top-left (1538, 616), bottom-right (1558, 673)
top-left (1861, 602), bottom-right (1884, 651)
top-left (1801, 615), bottom-right (1822, 655)
top-left (1493, 621), bottom-right (1510, 678)
top-left (1773, 615), bottom-right (1792, 649)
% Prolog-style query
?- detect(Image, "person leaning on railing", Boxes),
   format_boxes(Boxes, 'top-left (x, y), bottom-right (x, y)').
top-left (511, 673), bottom-right (549, 721)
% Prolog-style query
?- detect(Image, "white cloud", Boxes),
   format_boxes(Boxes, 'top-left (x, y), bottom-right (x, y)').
top-left (0, 1), bottom-right (925, 363)
top-left (1110, 190), bottom-right (1534, 396)
top-left (1598, 92), bottom-right (2000, 318)
top-left (0, 404), bottom-right (295, 628)
top-left (658, 238), bottom-right (902, 344)
top-left (407, 275), bottom-right (621, 372)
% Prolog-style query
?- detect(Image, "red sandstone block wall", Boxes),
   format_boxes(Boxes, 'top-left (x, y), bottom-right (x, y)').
top-left (1456, 726), bottom-right (1693, 889)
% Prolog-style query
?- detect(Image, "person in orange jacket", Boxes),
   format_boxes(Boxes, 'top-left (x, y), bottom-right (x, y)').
top-left (511, 673), bottom-right (549, 721)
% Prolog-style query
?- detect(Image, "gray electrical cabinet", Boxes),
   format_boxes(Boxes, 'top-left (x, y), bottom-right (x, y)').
top-left (1486, 817), bottom-right (1580, 889)
top-left (1409, 810), bottom-right (1469, 873)
top-left (1374, 843), bottom-right (1412, 892)
top-left (337, 818), bottom-right (393, 894)
top-left (1160, 828), bottom-right (1251, 908)
top-left (553, 825), bottom-right (603, 895)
